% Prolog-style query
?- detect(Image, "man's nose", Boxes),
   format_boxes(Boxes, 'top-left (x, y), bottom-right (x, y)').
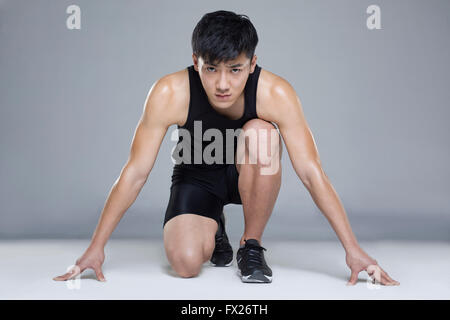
top-left (217, 71), bottom-right (230, 92)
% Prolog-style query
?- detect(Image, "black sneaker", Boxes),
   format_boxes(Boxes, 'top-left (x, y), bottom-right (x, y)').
top-left (210, 211), bottom-right (233, 267)
top-left (236, 239), bottom-right (272, 283)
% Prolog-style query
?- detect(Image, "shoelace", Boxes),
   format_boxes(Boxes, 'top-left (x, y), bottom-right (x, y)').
top-left (242, 240), bottom-right (267, 267)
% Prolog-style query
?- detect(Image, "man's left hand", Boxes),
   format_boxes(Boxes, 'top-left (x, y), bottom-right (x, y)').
top-left (345, 246), bottom-right (400, 286)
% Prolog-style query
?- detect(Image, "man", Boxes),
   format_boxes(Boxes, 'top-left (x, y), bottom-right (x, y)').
top-left (53, 10), bottom-right (399, 285)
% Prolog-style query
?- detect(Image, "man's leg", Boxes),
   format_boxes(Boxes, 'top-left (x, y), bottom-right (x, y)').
top-left (163, 214), bottom-right (217, 278)
top-left (235, 119), bottom-right (283, 246)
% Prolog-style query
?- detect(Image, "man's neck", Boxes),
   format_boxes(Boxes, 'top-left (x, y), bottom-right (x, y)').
top-left (209, 92), bottom-right (245, 120)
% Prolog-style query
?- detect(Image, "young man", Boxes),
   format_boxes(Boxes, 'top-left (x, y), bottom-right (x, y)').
top-left (53, 10), bottom-right (399, 285)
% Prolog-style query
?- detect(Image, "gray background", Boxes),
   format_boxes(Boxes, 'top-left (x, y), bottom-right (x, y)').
top-left (1, 0), bottom-right (449, 241)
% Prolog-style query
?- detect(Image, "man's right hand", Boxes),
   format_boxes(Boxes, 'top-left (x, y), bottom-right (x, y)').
top-left (53, 246), bottom-right (106, 282)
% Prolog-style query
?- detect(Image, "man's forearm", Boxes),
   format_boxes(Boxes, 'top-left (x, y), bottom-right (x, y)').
top-left (89, 172), bottom-right (147, 250)
top-left (303, 171), bottom-right (360, 253)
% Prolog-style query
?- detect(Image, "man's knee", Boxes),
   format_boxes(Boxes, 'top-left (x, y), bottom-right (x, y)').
top-left (163, 214), bottom-right (218, 278)
top-left (238, 119), bottom-right (282, 168)
top-left (166, 246), bottom-right (204, 278)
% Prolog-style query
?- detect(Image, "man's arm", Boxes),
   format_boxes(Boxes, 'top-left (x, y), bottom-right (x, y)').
top-left (88, 76), bottom-right (176, 250)
top-left (269, 78), bottom-right (399, 286)
top-left (269, 79), bottom-right (359, 252)
top-left (53, 76), bottom-right (180, 282)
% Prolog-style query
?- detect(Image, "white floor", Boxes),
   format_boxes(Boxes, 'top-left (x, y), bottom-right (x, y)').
top-left (1, 239), bottom-right (449, 300)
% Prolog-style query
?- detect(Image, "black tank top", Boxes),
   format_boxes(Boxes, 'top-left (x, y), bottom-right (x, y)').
top-left (171, 64), bottom-right (262, 170)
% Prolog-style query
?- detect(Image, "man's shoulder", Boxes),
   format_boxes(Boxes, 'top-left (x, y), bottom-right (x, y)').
top-left (158, 67), bottom-right (189, 99)
top-left (162, 67), bottom-right (189, 89)
top-left (257, 68), bottom-right (297, 122)
top-left (153, 67), bottom-right (190, 127)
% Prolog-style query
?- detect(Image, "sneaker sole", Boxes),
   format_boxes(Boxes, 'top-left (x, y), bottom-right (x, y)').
top-left (237, 269), bottom-right (272, 283)
top-left (210, 260), bottom-right (233, 267)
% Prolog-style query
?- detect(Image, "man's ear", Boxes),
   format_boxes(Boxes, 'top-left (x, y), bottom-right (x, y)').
top-left (192, 53), bottom-right (199, 72)
top-left (250, 55), bottom-right (257, 74)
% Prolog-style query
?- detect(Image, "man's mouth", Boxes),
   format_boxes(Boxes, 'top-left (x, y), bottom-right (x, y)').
top-left (216, 94), bottom-right (231, 99)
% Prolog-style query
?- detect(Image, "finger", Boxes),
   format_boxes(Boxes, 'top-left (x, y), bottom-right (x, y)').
top-left (374, 272), bottom-right (388, 285)
top-left (53, 271), bottom-right (77, 281)
top-left (53, 265), bottom-right (81, 281)
top-left (383, 272), bottom-right (400, 285)
top-left (53, 274), bottom-right (70, 281)
top-left (380, 271), bottom-right (400, 286)
top-left (376, 267), bottom-right (399, 286)
top-left (94, 268), bottom-right (106, 282)
top-left (347, 271), bottom-right (359, 286)
top-left (53, 272), bottom-right (74, 281)
top-left (371, 270), bottom-right (394, 286)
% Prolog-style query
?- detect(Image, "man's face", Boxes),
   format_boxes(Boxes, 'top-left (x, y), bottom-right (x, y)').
top-left (193, 52), bottom-right (257, 109)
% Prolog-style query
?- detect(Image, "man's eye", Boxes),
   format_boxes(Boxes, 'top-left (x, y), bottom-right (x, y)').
top-left (206, 67), bottom-right (241, 73)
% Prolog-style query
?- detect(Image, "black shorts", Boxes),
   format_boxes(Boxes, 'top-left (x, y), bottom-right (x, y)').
top-left (163, 164), bottom-right (242, 228)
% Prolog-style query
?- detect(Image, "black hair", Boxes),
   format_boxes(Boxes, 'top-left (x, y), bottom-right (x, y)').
top-left (191, 10), bottom-right (258, 65)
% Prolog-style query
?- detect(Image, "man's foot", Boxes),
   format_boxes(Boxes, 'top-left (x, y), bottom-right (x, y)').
top-left (210, 212), bottom-right (233, 267)
top-left (236, 239), bottom-right (272, 283)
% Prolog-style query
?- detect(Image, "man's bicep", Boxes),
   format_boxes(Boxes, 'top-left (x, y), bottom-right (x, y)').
top-left (124, 79), bottom-right (174, 181)
top-left (275, 85), bottom-right (322, 181)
